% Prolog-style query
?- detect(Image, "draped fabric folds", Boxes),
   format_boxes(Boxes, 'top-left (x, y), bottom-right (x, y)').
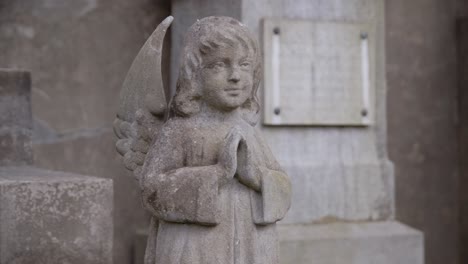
top-left (141, 117), bottom-right (291, 264)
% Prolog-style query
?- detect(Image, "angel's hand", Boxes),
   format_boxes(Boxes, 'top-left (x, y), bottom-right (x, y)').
top-left (235, 137), bottom-right (261, 192)
top-left (217, 127), bottom-right (244, 185)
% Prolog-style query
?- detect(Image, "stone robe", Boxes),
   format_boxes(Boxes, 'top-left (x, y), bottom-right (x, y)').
top-left (140, 115), bottom-right (291, 264)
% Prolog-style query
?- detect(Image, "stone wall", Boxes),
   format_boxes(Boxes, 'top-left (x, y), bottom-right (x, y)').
top-left (458, 0), bottom-right (468, 18)
top-left (0, 1), bottom-right (170, 263)
top-left (0, 70), bottom-right (33, 166)
top-left (458, 14), bottom-right (468, 264)
top-left (386, 1), bottom-right (460, 264)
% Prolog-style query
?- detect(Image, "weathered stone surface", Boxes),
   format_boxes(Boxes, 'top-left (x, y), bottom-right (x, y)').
top-left (262, 19), bottom-right (376, 126)
top-left (0, 69), bottom-right (33, 166)
top-left (170, 0), bottom-right (242, 95)
top-left (0, 69), bottom-right (31, 127)
top-left (0, 0), bottom-right (169, 134)
top-left (460, 17), bottom-right (468, 264)
top-left (33, 131), bottom-right (148, 264)
top-left (282, 161), bottom-right (394, 223)
top-left (0, 2), bottom-right (169, 261)
top-left (116, 16), bottom-right (291, 263)
top-left (0, 166), bottom-right (113, 264)
top-left (253, 0), bottom-right (391, 223)
top-left (278, 221), bottom-right (424, 264)
top-left (134, 229), bottom-right (148, 264)
top-left (458, 0), bottom-right (468, 17)
top-left (130, 221), bottom-right (424, 264)
top-left (172, 0), bottom-right (394, 223)
top-left (386, 1), bottom-right (459, 263)
top-left (166, 1), bottom-right (426, 264)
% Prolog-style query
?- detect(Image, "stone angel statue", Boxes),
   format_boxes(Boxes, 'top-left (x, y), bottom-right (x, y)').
top-left (114, 16), bottom-right (292, 264)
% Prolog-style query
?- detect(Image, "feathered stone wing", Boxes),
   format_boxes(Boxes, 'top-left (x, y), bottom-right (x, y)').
top-left (114, 16), bottom-right (173, 180)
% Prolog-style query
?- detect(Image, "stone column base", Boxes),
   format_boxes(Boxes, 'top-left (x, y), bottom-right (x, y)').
top-left (279, 221), bottom-right (424, 264)
top-left (0, 166), bottom-right (113, 264)
top-left (134, 221), bottom-right (422, 264)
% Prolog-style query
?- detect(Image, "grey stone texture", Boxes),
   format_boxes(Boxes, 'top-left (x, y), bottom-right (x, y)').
top-left (0, 1), bottom-right (170, 263)
top-left (5, 0), bottom-right (458, 263)
top-left (459, 17), bottom-right (468, 264)
top-left (132, 222), bottom-right (423, 264)
top-left (168, 1), bottom-right (424, 264)
top-left (0, 166), bottom-right (113, 264)
top-left (0, 0), bottom-right (169, 134)
top-left (386, 1), bottom-right (461, 264)
top-left (0, 69), bottom-right (33, 166)
top-left (458, 0), bottom-right (468, 17)
top-left (0, 68), bottom-right (114, 263)
top-left (172, 0), bottom-right (394, 224)
top-left (33, 130), bottom-right (149, 263)
top-left (114, 16), bottom-right (172, 179)
top-left (116, 16), bottom-right (292, 263)
top-left (252, 0), bottom-right (392, 224)
top-left (170, 1), bottom-right (242, 97)
top-left (262, 18), bottom-right (376, 126)
top-left (278, 221), bottom-right (423, 264)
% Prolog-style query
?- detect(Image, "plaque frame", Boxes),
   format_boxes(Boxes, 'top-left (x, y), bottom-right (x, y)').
top-left (262, 18), bottom-right (376, 126)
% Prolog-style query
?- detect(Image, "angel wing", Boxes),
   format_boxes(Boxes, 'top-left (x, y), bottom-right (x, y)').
top-left (114, 16), bottom-right (173, 180)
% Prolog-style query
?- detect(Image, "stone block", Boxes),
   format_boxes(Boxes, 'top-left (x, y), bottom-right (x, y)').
top-left (131, 221), bottom-right (423, 264)
top-left (281, 160), bottom-right (394, 223)
top-left (0, 166), bottom-right (113, 264)
top-left (278, 221), bottom-right (423, 264)
top-left (33, 131), bottom-right (149, 264)
top-left (0, 132), bottom-right (33, 167)
top-left (0, 69), bottom-right (33, 166)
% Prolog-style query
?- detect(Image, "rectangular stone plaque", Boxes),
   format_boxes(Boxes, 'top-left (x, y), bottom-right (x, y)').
top-left (263, 18), bottom-right (376, 126)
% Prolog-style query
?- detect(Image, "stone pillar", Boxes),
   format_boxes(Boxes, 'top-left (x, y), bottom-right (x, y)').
top-left (0, 69), bottom-right (33, 166)
top-left (0, 69), bottom-right (113, 264)
top-left (459, 17), bottom-right (468, 264)
top-left (170, 0), bottom-right (423, 263)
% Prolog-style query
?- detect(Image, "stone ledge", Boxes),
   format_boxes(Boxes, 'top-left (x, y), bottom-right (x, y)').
top-left (0, 166), bottom-right (113, 264)
top-left (278, 221), bottom-right (423, 264)
top-left (0, 166), bottom-right (110, 182)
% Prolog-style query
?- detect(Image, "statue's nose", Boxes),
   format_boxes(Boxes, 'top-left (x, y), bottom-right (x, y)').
top-left (228, 68), bottom-right (241, 83)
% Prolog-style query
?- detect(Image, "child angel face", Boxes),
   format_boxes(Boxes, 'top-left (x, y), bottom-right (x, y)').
top-left (200, 43), bottom-right (255, 111)
top-left (172, 16), bottom-right (261, 124)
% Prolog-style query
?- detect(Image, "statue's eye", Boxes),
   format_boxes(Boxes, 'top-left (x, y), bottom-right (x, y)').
top-left (240, 61), bottom-right (252, 69)
top-left (208, 61), bottom-right (226, 69)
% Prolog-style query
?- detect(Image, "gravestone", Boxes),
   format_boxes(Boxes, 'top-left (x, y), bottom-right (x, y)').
top-left (0, 69), bottom-right (113, 264)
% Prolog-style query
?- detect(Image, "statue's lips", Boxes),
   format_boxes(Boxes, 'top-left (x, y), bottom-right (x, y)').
top-left (224, 88), bottom-right (243, 96)
top-left (224, 87), bottom-right (243, 92)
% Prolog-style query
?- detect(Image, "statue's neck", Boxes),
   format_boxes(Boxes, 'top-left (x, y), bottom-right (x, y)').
top-left (198, 103), bottom-right (242, 123)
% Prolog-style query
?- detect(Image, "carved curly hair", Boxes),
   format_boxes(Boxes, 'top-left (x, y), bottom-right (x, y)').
top-left (170, 16), bottom-right (262, 126)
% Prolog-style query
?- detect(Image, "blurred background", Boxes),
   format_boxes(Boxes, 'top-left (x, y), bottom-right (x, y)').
top-left (1, 0), bottom-right (467, 263)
